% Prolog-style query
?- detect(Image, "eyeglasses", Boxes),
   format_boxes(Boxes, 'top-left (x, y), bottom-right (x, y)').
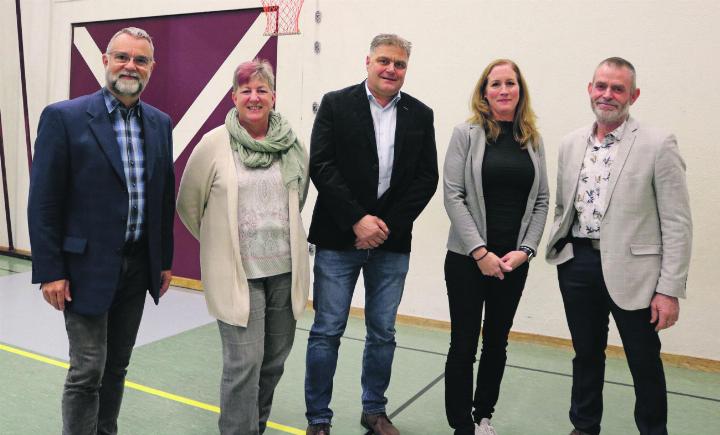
top-left (107, 51), bottom-right (153, 67)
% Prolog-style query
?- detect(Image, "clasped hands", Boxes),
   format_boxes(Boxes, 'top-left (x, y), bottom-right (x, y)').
top-left (353, 214), bottom-right (389, 249)
top-left (472, 247), bottom-right (529, 280)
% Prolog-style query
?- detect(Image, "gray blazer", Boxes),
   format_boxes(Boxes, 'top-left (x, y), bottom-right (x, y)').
top-left (444, 122), bottom-right (549, 256)
top-left (545, 117), bottom-right (692, 310)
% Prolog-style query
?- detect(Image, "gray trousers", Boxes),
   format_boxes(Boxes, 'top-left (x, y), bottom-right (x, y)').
top-left (62, 248), bottom-right (149, 435)
top-left (217, 272), bottom-right (297, 435)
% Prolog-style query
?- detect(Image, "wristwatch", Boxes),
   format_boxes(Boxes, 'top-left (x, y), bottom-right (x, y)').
top-left (519, 246), bottom-right (535, 261)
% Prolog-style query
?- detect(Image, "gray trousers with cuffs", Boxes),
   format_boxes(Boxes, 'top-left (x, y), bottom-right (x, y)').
top-left (218, 272), bottom-right (296, 435)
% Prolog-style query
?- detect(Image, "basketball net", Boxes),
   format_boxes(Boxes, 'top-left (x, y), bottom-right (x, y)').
top-left (261, 0), bottom-right (304, 36)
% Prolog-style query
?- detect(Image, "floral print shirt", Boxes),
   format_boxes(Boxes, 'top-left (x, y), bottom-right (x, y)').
top-left (571, 121), bottom-right (627, 239)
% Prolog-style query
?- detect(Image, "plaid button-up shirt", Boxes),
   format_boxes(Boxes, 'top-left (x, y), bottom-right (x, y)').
top-left (103, 88), bottom-right (146, 242)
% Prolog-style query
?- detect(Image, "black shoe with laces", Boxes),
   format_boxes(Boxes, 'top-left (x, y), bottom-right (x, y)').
top-left (360, 412), bottom-right (399, 435)
top-left (306, 422), bottom-right (331, 435)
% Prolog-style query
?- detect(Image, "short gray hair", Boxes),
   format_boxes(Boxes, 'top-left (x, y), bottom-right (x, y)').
top-left (106, 27), bottom-right (154, 55)
top-left (595, 56), bottom-right (637, 91)
top-left (370, 34), bottom-right (412, 57)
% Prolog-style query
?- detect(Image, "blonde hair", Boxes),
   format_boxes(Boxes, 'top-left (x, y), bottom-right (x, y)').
top-left (469, 59), bottom-right (539, 149)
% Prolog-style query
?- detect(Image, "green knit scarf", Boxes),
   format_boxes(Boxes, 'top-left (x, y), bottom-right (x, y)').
top-left (225, 107), bottom-right (308, 206)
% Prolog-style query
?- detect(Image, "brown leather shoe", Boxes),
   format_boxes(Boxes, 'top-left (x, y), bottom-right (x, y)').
top-left (306, 423), bottom-right (331, 435)
top-left (569, 430), bottom-right (591, 435)
top-left (360, 412), bottom-right (399, 435)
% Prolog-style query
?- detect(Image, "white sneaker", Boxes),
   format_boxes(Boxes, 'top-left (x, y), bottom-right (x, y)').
top-left (475, 418), bottom-right (498, 435)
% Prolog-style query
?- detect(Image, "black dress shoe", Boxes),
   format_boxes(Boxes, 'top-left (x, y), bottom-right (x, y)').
top-left (306, 423), bottom-right (331, 435)
top-left (361, 412), bottom-right (399, 435)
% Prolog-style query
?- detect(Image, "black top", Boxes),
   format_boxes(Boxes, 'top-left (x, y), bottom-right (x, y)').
top-left (482, 121), bottom-right (534, 253)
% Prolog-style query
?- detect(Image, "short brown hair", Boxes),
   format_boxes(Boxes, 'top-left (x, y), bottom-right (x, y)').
top-left (595, 57), bottom-right (637, 91)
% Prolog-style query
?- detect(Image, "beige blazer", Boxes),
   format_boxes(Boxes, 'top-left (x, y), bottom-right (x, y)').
top-left (545, 117), bottom-right (692, 310)
top-left (177, 125), bottom-right (310, 327)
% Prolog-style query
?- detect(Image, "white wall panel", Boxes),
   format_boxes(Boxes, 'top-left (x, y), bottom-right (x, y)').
top-left (3, 0), bottom-right (717, 359)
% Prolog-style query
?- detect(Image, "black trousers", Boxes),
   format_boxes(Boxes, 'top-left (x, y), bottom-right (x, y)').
top-left (443, 250), bottom-right (529, 435)
top-left (558, 241), bottom-right (667, 435)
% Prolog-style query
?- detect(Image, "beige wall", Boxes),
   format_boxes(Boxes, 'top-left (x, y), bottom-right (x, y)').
top-left (0, 0), bottom-right (32, 250)
top-left (1, 0), bottom-right (717, 359)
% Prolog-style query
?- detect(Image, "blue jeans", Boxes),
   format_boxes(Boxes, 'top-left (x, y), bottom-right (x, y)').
top-left (304, 248), bottom-right (410, 425)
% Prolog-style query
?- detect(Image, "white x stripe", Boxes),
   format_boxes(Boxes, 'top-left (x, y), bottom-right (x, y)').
top-left (73, 27), bottom-right (106, 86)
top-left (72, 15), bottom-right (270, 162)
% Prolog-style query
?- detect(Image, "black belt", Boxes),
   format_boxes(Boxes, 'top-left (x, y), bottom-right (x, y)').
top-left (571, 237), bottom-right (600, 250)
top-left (121, 237), bottom-right (147, 255)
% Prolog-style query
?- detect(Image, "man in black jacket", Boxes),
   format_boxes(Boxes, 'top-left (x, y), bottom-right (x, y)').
top-left (304, 34), bottom-right (438, 435)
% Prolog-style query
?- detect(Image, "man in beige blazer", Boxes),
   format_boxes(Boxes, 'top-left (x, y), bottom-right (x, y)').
top-left (546, 57), bottom-right (691, 435)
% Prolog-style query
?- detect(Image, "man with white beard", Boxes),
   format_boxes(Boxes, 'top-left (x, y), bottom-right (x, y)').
top-left (545, 57), bottom-right (692, 435)
top-left (28, 27), bottom-right (175, 435)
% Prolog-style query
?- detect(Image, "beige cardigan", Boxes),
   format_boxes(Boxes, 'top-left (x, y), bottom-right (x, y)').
top-left (176, 125), bottom-right (310, 327)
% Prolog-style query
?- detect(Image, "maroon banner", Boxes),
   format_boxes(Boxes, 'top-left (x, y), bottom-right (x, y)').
top-left (70, 9), bottom-right (278, 282)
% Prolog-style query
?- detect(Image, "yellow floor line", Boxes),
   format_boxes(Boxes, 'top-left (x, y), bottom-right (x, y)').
top-left (0, 343), bottom-right (305, 435)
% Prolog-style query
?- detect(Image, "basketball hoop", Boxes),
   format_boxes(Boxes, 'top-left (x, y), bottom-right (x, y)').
top-left (261, 0), bottom-right (304, 36)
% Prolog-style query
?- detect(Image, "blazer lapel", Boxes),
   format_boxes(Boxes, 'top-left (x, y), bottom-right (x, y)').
top-left (141, 103), bottom-right (159, 181)
top-left (469, 125), bottom-right (487, 217)
top-left (562, 129), bottom-right (590, 225)
top-left (526, 139), bottom-right (540, 198)
top-left (604, 118), bottom-right (638, 211)
top-left (353, 85), bottom-right (378, 154)
top-left (87, 92), bottom-right (126, 184)
top-left (392, 98), bottom-right (409, 176)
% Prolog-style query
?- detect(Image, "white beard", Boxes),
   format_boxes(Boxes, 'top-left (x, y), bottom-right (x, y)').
top-left (106, 69), bottom-right (144, 97)
top-left (592, 99), bottom-right (630, 125)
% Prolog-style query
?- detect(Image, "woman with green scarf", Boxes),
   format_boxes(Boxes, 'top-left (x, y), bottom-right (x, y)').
top-left (177, 59), bottom-right (309, 435)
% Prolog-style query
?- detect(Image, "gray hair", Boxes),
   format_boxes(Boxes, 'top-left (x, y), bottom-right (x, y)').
top-left (106, 27), bottom-right (155, 55)
top-left (595, 56), bottom-right (637, 91)
top-left (370, 34), bottom-right (412, 57)
top-left (232, 59), bottom-right (276, 92)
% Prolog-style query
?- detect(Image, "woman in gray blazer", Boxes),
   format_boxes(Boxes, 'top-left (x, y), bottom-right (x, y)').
top-left (443, 59), bottom-right (549, 435)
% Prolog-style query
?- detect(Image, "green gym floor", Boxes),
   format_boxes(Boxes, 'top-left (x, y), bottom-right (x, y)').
top-left (1, 254), bottom-right (718, 434)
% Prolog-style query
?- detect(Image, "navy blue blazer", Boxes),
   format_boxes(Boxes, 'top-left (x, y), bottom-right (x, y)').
top-left (28, 89), bottom-right (175, 316)
top-left (308, 82), bottom-right (438, 252)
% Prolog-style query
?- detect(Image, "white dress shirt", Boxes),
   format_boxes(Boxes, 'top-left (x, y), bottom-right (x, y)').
top-left (365, 81), bottom-right (401, 198)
